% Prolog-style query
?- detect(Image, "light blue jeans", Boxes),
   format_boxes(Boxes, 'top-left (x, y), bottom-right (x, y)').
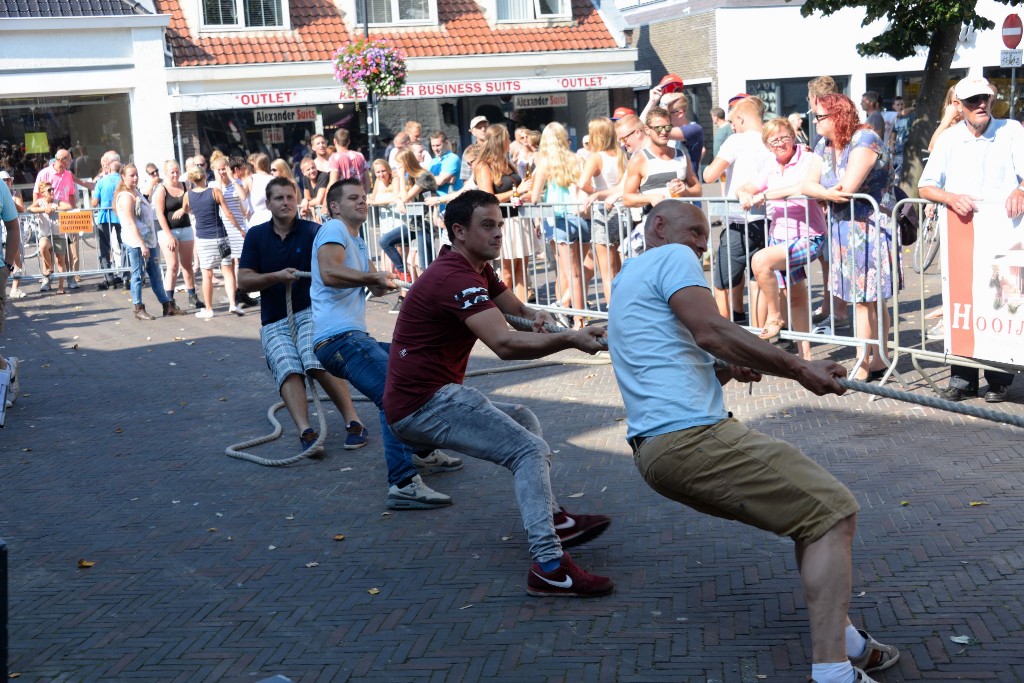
top-left (126, 246), bottom-right (171, 306)
top-left (314, 331), bottom-right (419, 487)
top-left (391, 384), bottom-right (562, 563)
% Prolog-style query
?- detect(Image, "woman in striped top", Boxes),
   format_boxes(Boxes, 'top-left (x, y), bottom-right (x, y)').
top-left (212, 157), bottom-right (257, 308)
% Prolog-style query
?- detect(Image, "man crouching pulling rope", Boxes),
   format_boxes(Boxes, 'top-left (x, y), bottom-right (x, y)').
top-left (383, 190), bottom-right (614, 597)
top-left (608, 200), bottom-right (899, 683)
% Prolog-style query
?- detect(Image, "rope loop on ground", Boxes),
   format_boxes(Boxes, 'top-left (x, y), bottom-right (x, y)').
top-left (226, 273), bottom-right (328, 465)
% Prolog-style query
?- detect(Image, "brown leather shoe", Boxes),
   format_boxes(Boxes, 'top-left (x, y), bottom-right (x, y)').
top-left (162, 300), bottom-right (186, 316)
top-left (134, 304), bottom-right (155, 321)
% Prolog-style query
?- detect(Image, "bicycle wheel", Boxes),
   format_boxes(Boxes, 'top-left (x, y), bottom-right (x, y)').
top-left (20, 216), bottom-right (40, 260)
top-left (913, 212), bottom-right (940, 274)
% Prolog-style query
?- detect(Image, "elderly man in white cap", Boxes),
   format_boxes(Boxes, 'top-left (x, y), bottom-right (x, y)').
top-left (919, 76), bottom-right (1024, 404)
top-left (468, 116), bottom-right (489, 145)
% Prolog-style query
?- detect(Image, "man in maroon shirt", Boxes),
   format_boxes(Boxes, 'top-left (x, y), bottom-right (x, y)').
top-left (383, 190), bottom-right (614, 597)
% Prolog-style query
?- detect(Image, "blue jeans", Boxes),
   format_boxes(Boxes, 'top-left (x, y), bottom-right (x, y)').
top-left (391, 384), bottom-right (562, 563)
top-left (126, 246), bottom-right (170, 306)
top-left (314, 331), bottom-right (419, 486)
top-left (416, 227), bottom-right (436, 270)
top-left (378, 225), bottom-right (412, 274)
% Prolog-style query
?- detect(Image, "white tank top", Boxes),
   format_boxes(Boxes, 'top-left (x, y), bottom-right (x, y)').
top-left (592, 151), bottom-right (621, 192)
top-left (247, 173), bottom-right (273, 227)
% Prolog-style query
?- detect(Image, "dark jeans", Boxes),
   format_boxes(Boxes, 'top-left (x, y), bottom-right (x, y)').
top-left (379, 225), bottom-right (413, 274)
top-left (314, 331), bottom-right (420, 487)
top-left (949, 365), bottom-right (1015, 390)
top-left (95, 222), bottom-right (117, 283)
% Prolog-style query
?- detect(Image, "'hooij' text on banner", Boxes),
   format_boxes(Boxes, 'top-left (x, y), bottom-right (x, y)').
top-left (943, 204), bottom-right (1024, 365)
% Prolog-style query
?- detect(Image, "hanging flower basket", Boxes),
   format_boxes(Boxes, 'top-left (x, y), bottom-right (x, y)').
top-left (333, 38), bottom-right (407, 104)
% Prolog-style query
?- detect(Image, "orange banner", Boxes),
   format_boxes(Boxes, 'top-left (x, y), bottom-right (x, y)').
top-left (58, 211), bottom-right (93, 234)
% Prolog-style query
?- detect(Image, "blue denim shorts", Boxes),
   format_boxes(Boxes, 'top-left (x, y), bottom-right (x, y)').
top-left (546, 215), bottom-right (591, 245)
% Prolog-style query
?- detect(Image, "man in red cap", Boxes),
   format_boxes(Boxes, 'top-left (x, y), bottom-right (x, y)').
top-left (640, 75), bottom-right (704, 174)
top-left (611, 106), bottom-right (635, 121)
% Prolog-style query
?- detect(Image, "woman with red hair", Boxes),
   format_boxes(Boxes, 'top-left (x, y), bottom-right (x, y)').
top-left (802, 93), bottom-right (900, 382)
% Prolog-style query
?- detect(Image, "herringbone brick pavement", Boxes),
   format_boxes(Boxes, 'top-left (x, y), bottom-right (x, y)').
top-left (1, 282), bottom-right (1022, 682)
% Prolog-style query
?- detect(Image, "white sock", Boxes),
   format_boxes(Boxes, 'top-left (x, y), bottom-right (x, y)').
top-left (846, 624), bottom-right (867, 658)
top-left (811, 661), bottom-right (855, 683)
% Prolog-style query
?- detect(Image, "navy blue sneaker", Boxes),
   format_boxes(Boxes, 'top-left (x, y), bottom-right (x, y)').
top-left (300, 428), bottom-right (321, 455)
top-left (344, 421), bottom-right (368, 450)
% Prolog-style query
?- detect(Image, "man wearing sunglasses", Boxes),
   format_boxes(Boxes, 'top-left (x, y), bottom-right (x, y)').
top-left (919, 77), bottom-right (1024, 404)
top-left (622, 108), bottom-right (700, 213)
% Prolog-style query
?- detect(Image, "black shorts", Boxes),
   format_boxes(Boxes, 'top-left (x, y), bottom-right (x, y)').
top-left (713, 220), bottom-right (766, 289)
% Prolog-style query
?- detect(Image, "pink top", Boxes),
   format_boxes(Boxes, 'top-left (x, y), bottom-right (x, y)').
top-left (34, 167), bottom-right (78, 204)
top-left (756, 144), bottom-right (827, 242)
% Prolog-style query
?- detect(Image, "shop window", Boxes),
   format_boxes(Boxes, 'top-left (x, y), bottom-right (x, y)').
top-left (201, 0), bottom-right (288, 30)
top-left (497, 0), bottom-right (569, 22)
top-left (355, 0), bottom-right (434, 25)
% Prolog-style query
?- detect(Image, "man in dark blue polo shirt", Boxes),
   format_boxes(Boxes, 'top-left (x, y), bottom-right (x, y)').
top-left (238, 176), bottom-right (367, 454)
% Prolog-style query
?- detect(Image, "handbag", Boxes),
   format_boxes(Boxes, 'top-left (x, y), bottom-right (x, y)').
top-left (891, 186), bottom-right (918, 246)
top-left (217, 237), bottom-right (231, 259)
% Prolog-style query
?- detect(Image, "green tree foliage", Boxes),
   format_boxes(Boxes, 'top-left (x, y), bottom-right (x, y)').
top-left (795, 0), bottom-right (1021, 194)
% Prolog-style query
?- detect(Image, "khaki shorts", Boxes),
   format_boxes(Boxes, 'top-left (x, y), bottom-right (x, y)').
top-left (633, 417), bottom-right (859, 545)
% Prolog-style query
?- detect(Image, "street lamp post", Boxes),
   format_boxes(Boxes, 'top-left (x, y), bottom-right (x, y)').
top-left (361, 0), bottom-right (377, 163)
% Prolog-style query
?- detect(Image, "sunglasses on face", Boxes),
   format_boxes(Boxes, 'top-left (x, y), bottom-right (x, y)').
top-left (648, 124), bottom-right (673, 134)
top-left (961, 94), bottom-right (991, 107)
top-left (767, 135), bottom-right (794, 147)
top-left (618, 129), bottom-right (641, 143)
top-left (814, 113), bottom-right (830, 122)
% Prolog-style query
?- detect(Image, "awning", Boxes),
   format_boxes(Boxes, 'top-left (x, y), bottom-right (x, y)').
top-left (172, 71), bottom-right (651, 112)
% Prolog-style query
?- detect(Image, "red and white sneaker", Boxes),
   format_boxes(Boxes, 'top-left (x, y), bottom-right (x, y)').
top-left (526, 552), bottom-right (613, 597)
top-left (553, 507), bottom-right (610, 548)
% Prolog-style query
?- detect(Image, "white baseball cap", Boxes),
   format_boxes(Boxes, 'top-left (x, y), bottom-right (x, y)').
top-left (469, 116), bottom-right (489, 130)
top-left (0, 171), bottom-right (10, 180)
top-left (954, 77), bottom-right (994, 101)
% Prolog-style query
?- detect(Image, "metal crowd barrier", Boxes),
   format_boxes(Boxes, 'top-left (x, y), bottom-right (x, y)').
top-left (889, 198), bottom-right (1023, 393)
top-left (7, 207), bottom-right (129, 286)
top-left (359, 194), bottom-right (896, 380)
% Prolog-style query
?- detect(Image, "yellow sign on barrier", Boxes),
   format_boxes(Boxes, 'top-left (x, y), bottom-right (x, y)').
top-left (58, 211), bottom-right (93, 234)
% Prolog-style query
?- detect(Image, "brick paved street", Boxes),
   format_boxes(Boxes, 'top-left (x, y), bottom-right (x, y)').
top-left (2, 277), bottom-right (1023, 682)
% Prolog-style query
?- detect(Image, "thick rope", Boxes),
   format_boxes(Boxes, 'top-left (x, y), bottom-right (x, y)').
top-left (226, 272), bottom-right (328, 465)
top-left (229, 274), bottom-right (1021, 465)
top-left (505, 313), bottom-right (1024, 428)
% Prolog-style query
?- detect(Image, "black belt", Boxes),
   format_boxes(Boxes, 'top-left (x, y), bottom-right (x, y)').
top-left (627, 436), bottom-right (647, 454)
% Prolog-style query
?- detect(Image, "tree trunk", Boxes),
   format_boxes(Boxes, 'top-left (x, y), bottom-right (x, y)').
top-left (900, 23), bottom-right (962, 197)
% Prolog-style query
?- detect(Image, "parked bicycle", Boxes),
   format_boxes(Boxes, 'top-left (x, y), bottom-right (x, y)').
top-left (913, 205), bottom-right (940, 274)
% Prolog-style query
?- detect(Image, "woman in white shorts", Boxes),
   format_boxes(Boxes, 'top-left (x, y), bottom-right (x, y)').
top-left (212, 156), bottom-right (257, 308)
top-left (186, 165), bottom-right (244, 319)
top-left (153, 160), bottom-right (199, 309)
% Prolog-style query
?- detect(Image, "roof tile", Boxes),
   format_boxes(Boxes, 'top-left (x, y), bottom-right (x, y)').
top-left (154, 0), bottom-right (616, 67)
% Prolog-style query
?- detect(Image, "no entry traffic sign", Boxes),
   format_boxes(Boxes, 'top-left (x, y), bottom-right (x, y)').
top-left (1003, 14), bottom-right (1022, 49)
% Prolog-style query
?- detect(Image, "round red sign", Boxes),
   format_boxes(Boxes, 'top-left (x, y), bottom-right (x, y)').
top-left (1003, 14), bottom-right (1022, 49)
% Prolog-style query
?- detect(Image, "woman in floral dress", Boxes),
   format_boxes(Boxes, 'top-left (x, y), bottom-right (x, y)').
top-left (803, 93), bottom-right (901, 381)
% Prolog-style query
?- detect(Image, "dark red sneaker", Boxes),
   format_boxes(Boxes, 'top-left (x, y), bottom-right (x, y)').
top-left (526, 552), bottom-right (613, 597)
top-left (554, 507), bottom-right (610, 548)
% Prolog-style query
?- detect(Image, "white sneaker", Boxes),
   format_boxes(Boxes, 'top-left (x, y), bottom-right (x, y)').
top-left (229, 305), bottom-right (245, 316)
top-left (8, 357), bottom-right (18, 405)
top-left (195, 308), bottom-right (214, 319)
top-left (9, 289), bottom-right (26, 299)
top-left (386, 475), bottom-right (452, 510)
top-left (68, 279), bottom-right (80, 290)
top-left (412, 449), bottom-right (464, 475)
top-left (926, 320), bottom-right (944, 340)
